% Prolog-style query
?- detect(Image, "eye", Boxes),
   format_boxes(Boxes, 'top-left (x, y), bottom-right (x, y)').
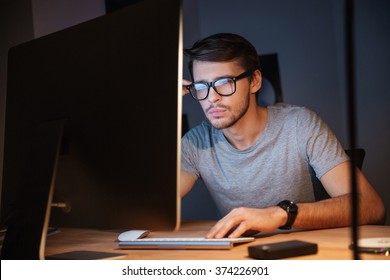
top-left (214, 78), bottom-right (233, 87)
top-left (194, 83), bottom-right (208, 91)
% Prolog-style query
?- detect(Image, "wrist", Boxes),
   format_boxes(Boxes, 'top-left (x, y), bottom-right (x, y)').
top-left (277, 200), bottom-right (298, 230)
top-left (274, 205), bottom-right (288, 227)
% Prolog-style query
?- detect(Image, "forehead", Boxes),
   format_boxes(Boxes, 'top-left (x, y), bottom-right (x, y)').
top-left (192, 60), bottom-right (244, 81)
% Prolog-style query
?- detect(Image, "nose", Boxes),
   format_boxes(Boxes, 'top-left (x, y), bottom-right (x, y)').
top-left (207, 86), bottom-right (221, 103)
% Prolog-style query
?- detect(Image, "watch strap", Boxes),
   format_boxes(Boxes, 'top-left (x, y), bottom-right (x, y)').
top-left (277, 200), bottom-right (298, 230)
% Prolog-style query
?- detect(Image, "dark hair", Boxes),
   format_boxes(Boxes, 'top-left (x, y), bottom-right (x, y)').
top-left (184, 33), bottom-right (260, 80)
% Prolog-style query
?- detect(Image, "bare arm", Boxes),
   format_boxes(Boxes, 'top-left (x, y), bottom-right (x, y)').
top-left (295, 161), bottom-right (385, 228)
top-left (206, 161), bottom-right (386, 238)
top-left (180, 170), bottom-right (197, 198)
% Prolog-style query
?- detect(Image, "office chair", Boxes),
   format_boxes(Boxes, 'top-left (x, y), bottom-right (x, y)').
top-left (257, 53), bottom-right (283, 106)
top-left (312, 148), bottom-right (366, 201)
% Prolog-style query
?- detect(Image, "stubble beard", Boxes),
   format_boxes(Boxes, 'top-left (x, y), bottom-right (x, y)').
top-left (206, 91), bottom-right (251, 130)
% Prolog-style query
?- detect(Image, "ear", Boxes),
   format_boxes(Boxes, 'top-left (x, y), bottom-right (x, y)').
top-left (250, 69), bottom-right (262, 94)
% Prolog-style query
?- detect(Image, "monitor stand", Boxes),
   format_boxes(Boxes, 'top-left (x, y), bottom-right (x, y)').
top-left (1, 119), bottom-right (65, 259)
top-left (1, 119), bottom-right (126, 260)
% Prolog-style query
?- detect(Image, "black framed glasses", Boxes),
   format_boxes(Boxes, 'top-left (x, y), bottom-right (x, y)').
top-left (186, 70), bottom-right (252, 101)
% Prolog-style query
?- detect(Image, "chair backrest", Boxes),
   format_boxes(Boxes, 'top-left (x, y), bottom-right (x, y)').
top-left (312, 148), bottom-right (366, 201)
top-left (257, 53), bottom-right (283, 106)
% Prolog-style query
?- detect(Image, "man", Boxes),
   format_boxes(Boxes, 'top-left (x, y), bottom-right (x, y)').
top-left (180, 33), bottom-right (385, 239)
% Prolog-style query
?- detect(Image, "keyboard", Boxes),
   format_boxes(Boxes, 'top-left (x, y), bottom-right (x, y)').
top-left (118, 237), bottom-right (255, 250)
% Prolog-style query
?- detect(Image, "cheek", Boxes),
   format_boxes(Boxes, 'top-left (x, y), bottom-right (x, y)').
top-left (199, 101), bottom-right (209, 111)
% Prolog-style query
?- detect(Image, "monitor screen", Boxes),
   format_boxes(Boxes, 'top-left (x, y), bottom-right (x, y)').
top-left (1, 0), bottom-right (182, 239)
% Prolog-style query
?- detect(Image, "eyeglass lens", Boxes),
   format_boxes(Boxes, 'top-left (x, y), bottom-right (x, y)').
top-left (192, 78), bottom-right (235, 100)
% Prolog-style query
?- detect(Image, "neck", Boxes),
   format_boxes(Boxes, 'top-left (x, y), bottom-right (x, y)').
top-left (222, 104), bottom-right (267, 150)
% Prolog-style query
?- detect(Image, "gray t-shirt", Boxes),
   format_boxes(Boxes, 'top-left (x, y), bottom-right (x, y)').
top-left (181, 103), bottom-right (349, 216)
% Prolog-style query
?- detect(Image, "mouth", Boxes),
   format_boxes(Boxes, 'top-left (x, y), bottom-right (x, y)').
top-left (207, 107), bottom-right (227, 118)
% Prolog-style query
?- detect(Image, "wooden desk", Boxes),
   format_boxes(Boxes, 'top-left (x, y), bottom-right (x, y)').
top-left (45, 220), bottom-right (390, 260)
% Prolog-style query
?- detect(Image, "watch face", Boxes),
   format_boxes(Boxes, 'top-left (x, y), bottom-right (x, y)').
top-left (279, 200), bottom-right (297, 213)
top-left (288, 202), bottom-right (298, 213)
top-left (277, 200), bottom-right (298, 230)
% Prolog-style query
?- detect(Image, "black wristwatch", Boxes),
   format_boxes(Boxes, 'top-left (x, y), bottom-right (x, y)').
top-left (277, 200), bottom-right (298, 230)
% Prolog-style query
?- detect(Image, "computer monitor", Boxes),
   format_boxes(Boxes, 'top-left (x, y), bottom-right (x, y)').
top-left (1, 0), bottom-right (183, 259)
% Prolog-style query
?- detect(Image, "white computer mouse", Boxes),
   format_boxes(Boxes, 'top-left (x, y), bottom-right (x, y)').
top-left (118, 230), bottom-right (150, 241)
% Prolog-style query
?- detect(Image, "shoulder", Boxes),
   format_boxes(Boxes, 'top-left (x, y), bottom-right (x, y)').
top-left (183, 120), bottom-right (212, 138)
top-left (182, 120), bottom-right (215, 148)
top-left (268, 103), bottom-right (320, 126)
top-left (269, 103), bottom-right (316, 117)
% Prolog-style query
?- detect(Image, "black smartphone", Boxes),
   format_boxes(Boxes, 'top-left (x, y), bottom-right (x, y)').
top-left (248, 239), bottom-right (318, 259)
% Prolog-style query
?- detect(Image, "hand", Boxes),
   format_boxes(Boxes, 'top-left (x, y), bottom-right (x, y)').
top-left (182, 79), bottom-right (192, 96)
top-left (206, 206), bottom-right (287, 238)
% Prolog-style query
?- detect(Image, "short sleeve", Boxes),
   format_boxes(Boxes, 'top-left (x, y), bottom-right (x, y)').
top-left (296, 108), bottom-right (350, 179)
top-left (181, 130), bottom-right (201, 180)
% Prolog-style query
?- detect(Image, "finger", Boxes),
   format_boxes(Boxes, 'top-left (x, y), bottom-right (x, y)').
top-left (227, 222), bottom-right (250, 238)
top-left (205, 220), bottom-right (223, 238)
top-left (182, 85), bottom-right (190, 96)
top-left (206, 217), bottom-right (241, 239)
top-left (182, 79), bottom-right (192, 96)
